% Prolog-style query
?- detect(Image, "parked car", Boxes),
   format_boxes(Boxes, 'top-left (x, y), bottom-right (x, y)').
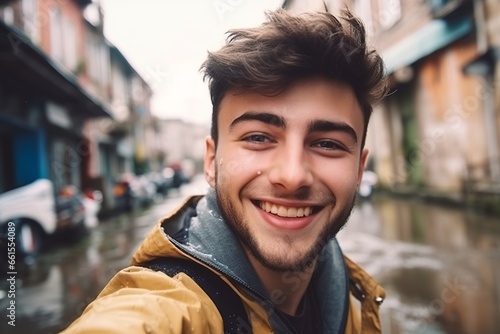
top-left (150, 168), bottom-right (174, 197)
top-left (168, 163), bottom-right (190, 189)
top-left (0, 179), bottom-right (86, 258)
top-left (113, 174), bottom-right (136, 212)
top-left (82, 189), bottom-right (103, 229)
top-left (113, 173), bottom-right (156, 212)
top-left (137, 174), bottom-right (157, 204)
top-left (358, 170), bottom-right (378, 199)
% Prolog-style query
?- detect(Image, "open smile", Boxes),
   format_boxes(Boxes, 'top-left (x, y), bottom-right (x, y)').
top-left (251, 200), bottom-right (323, 231)
top-left (253, 200), bottom-right (322, 218)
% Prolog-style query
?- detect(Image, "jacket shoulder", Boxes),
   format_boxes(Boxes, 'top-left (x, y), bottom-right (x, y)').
top-left (344, 256), bottom-right (386, 334)
top-left (131, 195), bottom-right (204, 265)
top-left (61, 266), bottom-right (223, 334)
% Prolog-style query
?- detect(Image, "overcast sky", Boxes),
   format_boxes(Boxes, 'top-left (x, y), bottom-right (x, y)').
top-left (100, 0), bottom-right (284, 125)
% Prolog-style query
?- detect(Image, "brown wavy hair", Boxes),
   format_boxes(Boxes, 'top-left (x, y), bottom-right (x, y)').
top-left (201, 8), bottom-right (387, 148)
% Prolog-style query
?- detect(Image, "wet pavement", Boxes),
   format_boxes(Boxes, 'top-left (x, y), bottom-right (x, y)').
top-left (1, 177), bottom-right (499, 334)
top-left (338, 197), bottom-right (500, 334)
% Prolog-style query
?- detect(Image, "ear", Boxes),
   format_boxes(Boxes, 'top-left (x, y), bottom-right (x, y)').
top-left (204, 136), bottom-right (216, 188)
top-left (357, 149), bottom-right (369, 186)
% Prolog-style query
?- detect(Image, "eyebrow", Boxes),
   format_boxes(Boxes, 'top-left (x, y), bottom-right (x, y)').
top-left (307, 120), bottom-right (358, 144)
top-left (229, 111), bottom-right (286, 129)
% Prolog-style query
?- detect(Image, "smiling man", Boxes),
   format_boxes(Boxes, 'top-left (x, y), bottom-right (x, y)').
top-left (211, 80), bottom-right (364, 273)
top-left (63, 8), bottom-right (387, 334)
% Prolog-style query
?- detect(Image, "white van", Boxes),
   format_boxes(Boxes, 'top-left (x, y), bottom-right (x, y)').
top-left (0, 179), bottom-right (85, 257)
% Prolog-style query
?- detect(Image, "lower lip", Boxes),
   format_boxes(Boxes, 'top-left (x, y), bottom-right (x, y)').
top-left (256, 206), bottom-right (315, 231)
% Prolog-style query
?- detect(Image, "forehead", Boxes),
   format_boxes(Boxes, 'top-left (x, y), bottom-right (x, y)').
top-left (218, 78), bottom-right (364, 132)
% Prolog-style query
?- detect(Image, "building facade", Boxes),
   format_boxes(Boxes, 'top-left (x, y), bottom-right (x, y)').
top-left (0, 0), bottom-right (156, 213)
top-left (155, 118), bottom-right (209, 176)
top-left (0, 0), bottom-right (109, 194)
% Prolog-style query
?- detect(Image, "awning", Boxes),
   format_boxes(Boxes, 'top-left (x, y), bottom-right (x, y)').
top-left (0, 20), bottom-right (112, 118)
top-left (382, 16), bottom-right (473, 74)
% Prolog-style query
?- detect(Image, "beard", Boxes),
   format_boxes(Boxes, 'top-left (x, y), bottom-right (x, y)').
top-left (214, 171), bottom-right (358, 273)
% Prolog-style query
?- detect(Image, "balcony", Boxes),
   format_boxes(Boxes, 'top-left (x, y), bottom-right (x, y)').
top-left (0, 20), bottom-right (111, 118)
top-left (428, 0), bottom-right (473, 19)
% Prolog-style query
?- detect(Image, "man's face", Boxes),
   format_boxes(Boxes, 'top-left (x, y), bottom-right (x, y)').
top-left (204, 78), bottom-right (368, 272)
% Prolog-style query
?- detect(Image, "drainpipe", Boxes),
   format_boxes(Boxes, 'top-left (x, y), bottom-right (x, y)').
top-left (472, 0), bottom-right (500, 182)
top-left (473, 0), bottom-right (488, 54)
top-left (482, 73), bottom-right (500, 182)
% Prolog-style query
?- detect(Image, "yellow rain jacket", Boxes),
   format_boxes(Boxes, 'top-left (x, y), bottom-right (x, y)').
top-left (62, 191), bottom-right (385, 334)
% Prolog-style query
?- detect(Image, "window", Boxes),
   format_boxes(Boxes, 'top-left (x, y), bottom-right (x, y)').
top-left (378, 0), bottom-right (401, 29)
top-left (86, 32), bottom-right (110, 88)
top-left (354, 0), bottom-right (374, 37)
top-left (22, 0), bottom-right (39, 42)
top-left (62, 16), bottom-right (77, 70)
top-left (2, 6), bottom-right (15, 25)
top-left (49, 7), bottom-right (78, 71)
top-left (49, 7), bottom-right (63, 63)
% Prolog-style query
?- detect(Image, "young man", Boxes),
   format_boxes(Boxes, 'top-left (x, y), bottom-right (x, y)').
top-left (62, 8), bottom-right (387, 334)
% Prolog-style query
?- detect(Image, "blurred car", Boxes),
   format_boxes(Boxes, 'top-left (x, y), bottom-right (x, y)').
top-left (358, 170), bottom-right (378, 199)
top-left (113, 173), bottom-right (156, 212)
top-left (82, 189), bottom-right (103, 229)
top-left (0, 179), bottom-right (86, 258)
top-left (113, 174), bottom-right (137, 212)
top-left (168, 163), bottom-right (190, 189)
top-left (149, 168), bottom-right (174, 198)
top-left (137, 174), bottom-right (157, 204)
top-left (56, 185), bottom-right (86, 233)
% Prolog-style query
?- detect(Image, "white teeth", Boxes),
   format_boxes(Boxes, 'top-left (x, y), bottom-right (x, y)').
top-left (297, 208), bottom-right (304, 217)
top-left (259, 201), bottom-right (313, 218)
top-left (287, 207), bottom-right (297, 218)
top-left (277, 206), bottom-right (287, 217)
top-left (304, 207), bottom-right (311, 216)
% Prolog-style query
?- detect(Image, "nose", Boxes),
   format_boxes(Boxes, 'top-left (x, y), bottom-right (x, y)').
top-left (267, 142), bottom-right (313, 193)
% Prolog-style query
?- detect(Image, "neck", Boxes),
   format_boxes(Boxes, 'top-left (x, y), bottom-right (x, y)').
top-left (244, 250), bottom-right (316, 315)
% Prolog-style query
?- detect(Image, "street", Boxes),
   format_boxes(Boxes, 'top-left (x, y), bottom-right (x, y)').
top-left (1, 176), bottom-right (499, 334)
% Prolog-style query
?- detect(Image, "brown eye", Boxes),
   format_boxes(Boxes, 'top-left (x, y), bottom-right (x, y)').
top-left (244, 134), bottom-right (272, 143)
top-left (312, 140), bottom-right (345, 151)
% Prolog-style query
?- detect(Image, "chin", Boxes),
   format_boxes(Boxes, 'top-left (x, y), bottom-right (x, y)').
top-left (250, 234), bottom-right (328, 272)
